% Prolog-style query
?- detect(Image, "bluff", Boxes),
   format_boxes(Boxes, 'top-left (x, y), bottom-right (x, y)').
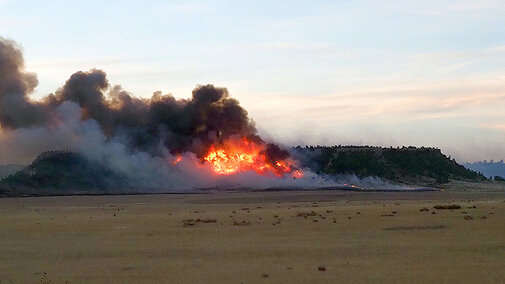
top-left (294, 146), bottom-right (486, 186)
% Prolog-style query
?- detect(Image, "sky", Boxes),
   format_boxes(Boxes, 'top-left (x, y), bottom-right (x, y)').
top-left (1, 0), bottom-right (505, 162)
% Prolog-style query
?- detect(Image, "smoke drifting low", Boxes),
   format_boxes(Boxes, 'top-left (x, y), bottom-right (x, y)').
top-left (2, 38), bottom-right (338, 191)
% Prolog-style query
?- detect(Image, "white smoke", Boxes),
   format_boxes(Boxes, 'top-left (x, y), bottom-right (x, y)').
top-left (0, 102), bottom-right (349, 192)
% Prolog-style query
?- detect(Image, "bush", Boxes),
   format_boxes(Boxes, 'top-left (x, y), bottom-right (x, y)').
top-left (433, 204), bottom-right (461, 210)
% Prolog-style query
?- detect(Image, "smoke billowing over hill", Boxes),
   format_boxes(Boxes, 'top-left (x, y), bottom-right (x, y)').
top-left (3, 38), bottom-right (474, 194)
top-left (1, 38), bottom-right (333, 192)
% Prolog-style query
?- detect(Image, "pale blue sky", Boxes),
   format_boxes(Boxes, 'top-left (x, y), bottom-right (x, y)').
top-left (2, 0), bottom-right (505, 162)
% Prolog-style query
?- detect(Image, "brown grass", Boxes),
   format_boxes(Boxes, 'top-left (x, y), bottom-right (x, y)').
top-left (0, 190), bottom-right (503, 283)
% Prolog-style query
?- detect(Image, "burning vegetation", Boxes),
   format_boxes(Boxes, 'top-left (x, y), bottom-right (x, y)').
top-left (203, 138), bottom-right (302, 178)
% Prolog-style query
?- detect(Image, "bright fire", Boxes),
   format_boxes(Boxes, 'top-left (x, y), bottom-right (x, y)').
top-left (203, 138), bottom-right (303, 178)
top-left (172, 155), bottom-right (183, 165)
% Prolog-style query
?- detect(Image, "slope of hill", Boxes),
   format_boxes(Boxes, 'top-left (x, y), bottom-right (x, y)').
top-left (464, 160), bottom-right (505, 180)
top-left (0, 164), bottom-right (25, 179)
top-left (0, 151), bottom-right (128, 196)
top-left (293, 146), bottom-right (486, 186)
top-left (1, 146), bottom-right (489, 196)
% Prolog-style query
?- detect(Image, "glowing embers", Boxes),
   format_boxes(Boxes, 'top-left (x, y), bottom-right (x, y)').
top-left (203, 138), bottom-right (303, 178)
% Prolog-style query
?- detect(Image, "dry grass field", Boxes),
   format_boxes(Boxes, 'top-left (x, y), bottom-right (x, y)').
top-left (0, 189), bottom-right (504, 283)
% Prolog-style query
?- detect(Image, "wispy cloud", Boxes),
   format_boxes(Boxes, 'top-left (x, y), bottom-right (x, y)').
top-left (480, 122), bottom-right (505, 131)
top-left (242, 79), bottom-right (505, 126)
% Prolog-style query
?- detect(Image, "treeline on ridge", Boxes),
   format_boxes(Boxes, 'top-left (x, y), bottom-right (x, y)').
top-left (294, 145), bottom-right (487, 185)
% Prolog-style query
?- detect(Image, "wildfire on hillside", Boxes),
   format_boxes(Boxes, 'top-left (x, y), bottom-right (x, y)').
top-left (201, 138), bottom-right (303, 178)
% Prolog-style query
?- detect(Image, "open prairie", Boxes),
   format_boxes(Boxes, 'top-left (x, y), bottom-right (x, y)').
top-left (0, 189), bottom-right (504, 283)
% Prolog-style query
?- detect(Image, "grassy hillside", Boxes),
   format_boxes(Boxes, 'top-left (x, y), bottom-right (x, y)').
top-left (294, 146), bottom-right (486, 185)
top-left (0, 151), bottom-right (127, 196)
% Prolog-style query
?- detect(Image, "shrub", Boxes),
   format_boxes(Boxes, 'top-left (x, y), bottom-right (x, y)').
top-left (433, 204), bottom-right (461, 210)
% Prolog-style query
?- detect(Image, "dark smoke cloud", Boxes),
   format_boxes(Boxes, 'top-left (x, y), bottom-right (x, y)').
top-left (49, 70), bottom-right (259, 157)
top-left (0, 38), bottom-right (49, 128)
top-left (0, 38), bottom-right (274, 162)
top-left (0, 37), bottom-right (400, 191)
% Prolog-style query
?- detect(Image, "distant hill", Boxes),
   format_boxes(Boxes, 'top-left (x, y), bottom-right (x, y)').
top-left (0, 164), bottom-right (24, 179)
top-left (0, 151), bottom-right (129, 196)
top-left (464, 160), bottom-right (505, 180)
top-left (0, 147), bottom-right (490, 196)
top-left (293, 146), bottom-right (486, 186)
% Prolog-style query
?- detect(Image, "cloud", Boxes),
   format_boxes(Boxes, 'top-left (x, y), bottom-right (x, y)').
top-left (480, 122), bottom-right (505, 132)
top-left (243, 80), bottom-right (505, 125)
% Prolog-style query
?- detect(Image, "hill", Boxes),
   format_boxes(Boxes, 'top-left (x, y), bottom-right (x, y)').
top-left (464, 160), bottom-right (505, 180)
top-left (293, 146), bottom-right (486, 186)
top-left (0, 151), bottom-right (128, 196)
top-left (0, 164), bottom-right (25, 179)
top-left (0, 147), bottom-right (489, 196)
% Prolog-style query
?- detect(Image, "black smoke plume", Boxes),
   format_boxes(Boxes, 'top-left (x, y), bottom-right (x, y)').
top-left (0, 37), bottom-right (406, 193)
top-left (0, 37), bottom-right (284, 159)
top-left (0, 38), bottom-right (49, 128)
top-left (0, 37), bottom-right (306, 191)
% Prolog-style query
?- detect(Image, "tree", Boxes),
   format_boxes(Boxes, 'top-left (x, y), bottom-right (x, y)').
top-left (494, 176), bottom-right (505, 182)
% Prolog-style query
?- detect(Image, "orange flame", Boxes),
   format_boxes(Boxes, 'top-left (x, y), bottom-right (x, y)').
top-left (203, 138), bottom-right (303, 178)
top-left (172, 155), bottom-right (183, 165)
